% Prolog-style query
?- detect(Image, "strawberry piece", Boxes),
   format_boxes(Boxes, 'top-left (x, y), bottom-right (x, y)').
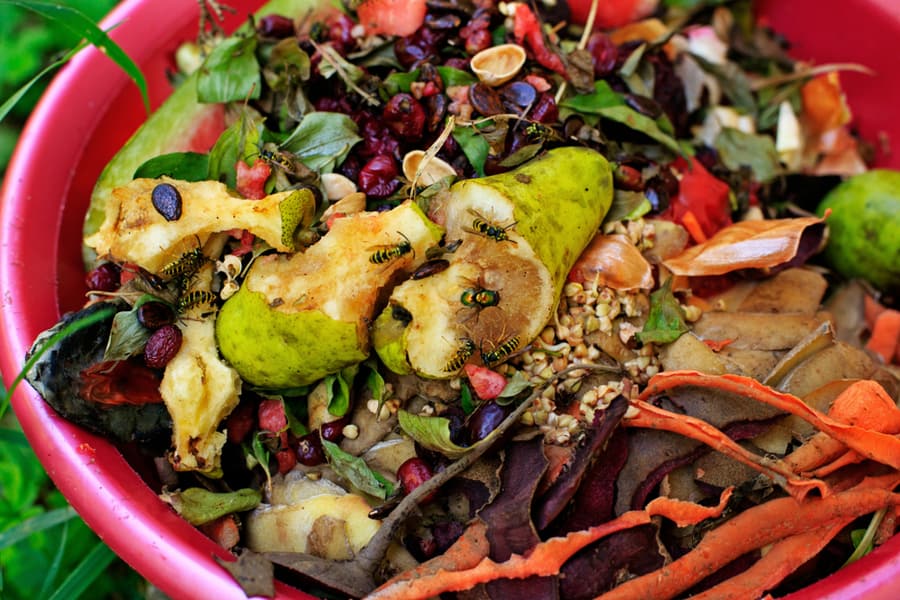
top-left (463, 364), bottom-right (507, 400)
top-left (235, 158), bottom-right (271, 199)
top-left (357, 0), bottom-right (427, 37)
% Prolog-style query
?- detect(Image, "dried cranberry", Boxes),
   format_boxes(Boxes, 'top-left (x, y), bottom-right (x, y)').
top-left (459, 9), bottom-right (492, 55)
top-left (144, 324), bottom-right (183, 369)
top-left (275, 448), bottom-right (297, 474)
top-left (85, 262), bottom-right (121, 292)
top-left (467, 401), bottom-right (510, 443)
top-left (226, 401), bottom-right (257, 444)
top-left (320, 416), bottom-right (349, 443)
top-left (397, 457), bottom-right (436, 502)
top-left (257, 14), bottom-right (295, 38)
top-left (393, 28), bottom-right (442, 69)
top-left (587, 32), bottom-right (619, 77)
top-left (296, 431), bottom-right (325, 466)
top-left (382, 93), bottom-right (426, 141)
top-left (424, 94), bottom-right (449, 133)
top-left (360, 119), bottom-right (401, 159)
top-left (530, 92), bottom-right (559, 123)
top-left (137, 301), bottom-right (175, 329)
top-left (327, 13), bottom-right (356, 55)
top-left (358, 154), bottom-right (401, 198)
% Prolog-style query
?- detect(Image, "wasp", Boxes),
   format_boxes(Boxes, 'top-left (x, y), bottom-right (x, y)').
top-left (259, 147), bottom-right (314, 180)
top-left (480, 335), bottom-right (520, 366)
top-left (369, 232), bottom-right (414, 264)
top-left (466, 209), bottom-right (517, 244)
top-left (177, 290), bottom-right (216, 314)
top-left (444, 338), bottom-right (476, 372)
top-left (160, 246), bottom-right (207, 280)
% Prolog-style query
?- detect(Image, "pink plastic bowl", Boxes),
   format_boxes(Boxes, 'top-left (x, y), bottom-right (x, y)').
top-left (1, 1), bottom-right (898, 598)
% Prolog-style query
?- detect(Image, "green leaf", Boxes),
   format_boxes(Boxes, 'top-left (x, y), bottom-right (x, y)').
top-left (103, 296), bottom-right (159, 362)
top-left (714, 127), bottom-right (781, 183)
top-left (497, 370), bottom-right (532, 400)
top-left (46, 541), bottom-right (116, 600)
top-left (280, 111), bottom-right (361, 172)
top-left (690, 53), bottom-right (757, 118)
top-left (0, 507), bottom-right (77, 550)
top-left (3, 1), bottom-right (149, 113)
top-left (605, 189), bottom-right (652, 223)
top-left (437, 66), bottom-right (477, 88)
top-left (452, 125), bottom-right (490, 177)
top-left (636, 277), bottom-right (689, 345)
top-left (398, 410), bottom-right (472, 459)
top-left (162, 487), bottom-right (262, 526)
top-left (133, 151), bottom-right (210, 181)
top-left (0, 40), bottom-right (84, 124)
top-left (197, 33), bottom-right (261, 103)
top-left (562, 81), bottom-right (683, 154)
top-left (321, 439), bottom-right (394, 499)
top-left (249, 433), bottom-right (272, 491)
top-left (262, 38), bottom-right (311, 91)
top-left (383, 66), bottom-right (475, 95)
top-left (207, 116), bottom-right (261, 189)
top-left (460, 383), bottom-right (476, 415)
top-left (37, 521), bottom-right (67, 599)
top-left (324, 365), bottom-right (358, 418)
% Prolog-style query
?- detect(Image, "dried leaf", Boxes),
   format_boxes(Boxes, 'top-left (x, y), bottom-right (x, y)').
top-left (663, 216), bottom-right (826, 276)
top-left (215, 549), bottom-right (275, 598)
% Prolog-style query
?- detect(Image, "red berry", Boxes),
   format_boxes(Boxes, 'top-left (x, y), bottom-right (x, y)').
top-left (358, 154), bottom-right (401, 198)
top-left (143, 324), bottom-right (182, 369)
top-left (397, 457), bottom-right (436, 502)
top-left (226, 401), bottom-right (257, 444)
top-left (85, 262), bottom-right (121, 292)
top-left (137, 301), bottom-right (175, 329)
top-left (258, 399), bottom-right (288, 434)
top-left (296, 431), bottom-right (325, 466)
top-left (382, 93), bottom-right (426, 141)
top-left (320, 416), bottom-right (349, 443)
top-left (275, 448), bottom-right (298, 474)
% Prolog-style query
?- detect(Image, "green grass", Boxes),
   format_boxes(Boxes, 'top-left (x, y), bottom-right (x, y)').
top-left (1, 1), bottom-right (153, 597)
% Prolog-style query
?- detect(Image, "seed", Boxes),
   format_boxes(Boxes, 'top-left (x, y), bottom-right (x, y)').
top-left (342, 424), bottom-right (359, 440)
top-left (137, 301), bottom-right (175, 329)
top-left (144, 324), bottom-right (183, 369)
top-left (151, 183), bottom-right (182, 221)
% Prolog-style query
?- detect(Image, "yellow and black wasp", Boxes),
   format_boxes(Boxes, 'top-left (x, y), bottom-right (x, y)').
top-left (480, 335), bottom-right (520, 367)
top-left (160, 245), bottom-right (207, 281)
top-left (177, 290), bottom-right (217, 315)
top-left (443, 337), bottom-right (477, 372)
top-left (466, 209), bottom-right (517, 245)
top-left (369, 232), bottom-right (414, 265)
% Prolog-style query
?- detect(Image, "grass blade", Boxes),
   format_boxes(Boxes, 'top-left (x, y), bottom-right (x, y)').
top-left (1, 0), bottom-right (149, 113)
top-left (0, 506), bottom-right (77, 550)
top-left (0, 427), bottom-right (30, 447)
top-left (38, 520), bottom-right (69, 598)
top-left (47, 541), bottom-right (116, 600)
top-left (0, 42), bottom-right (85, 123)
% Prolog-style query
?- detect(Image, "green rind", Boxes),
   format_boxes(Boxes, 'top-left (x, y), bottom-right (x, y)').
top-left (278, 189), bottom-right (316, 249)
top-left (371, 309), bottom-right (412, 376)
top-left (817, 169), bottom-right (900, 295)
top-left (216, 285), bottom-right (367, 388)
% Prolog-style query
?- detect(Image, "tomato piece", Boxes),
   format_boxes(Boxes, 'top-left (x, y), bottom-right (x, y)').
top-left (568, 0), bottom-right (660, 29)
top-left (357, 0), bottom-right (427, 37)
top-left (463, 364), bottom-right (507, 400)
top-left (662, 156), bottom-right (732, 242)
top-left (235, 158), bottom-right (271, 199)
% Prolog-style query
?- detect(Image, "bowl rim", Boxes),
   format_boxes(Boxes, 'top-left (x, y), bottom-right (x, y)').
top-left (1, 0), bottom-right (899, 598)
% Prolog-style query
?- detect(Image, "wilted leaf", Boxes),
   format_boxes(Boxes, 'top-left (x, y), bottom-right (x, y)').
top-left (636, 278), bottom-right (688, 345)
top-left (216, 549), bottom-right (275, 598)
top-left (397, 410), bottom-right (472, 459)
top-left (161, 487), bottom-right (261, 526)
top-left (662, 216), bottom-right (827, 276)
top-left (714, 127), bottom-right (781, 183)
top-left (133, 152), bottom-right (210, 181)
top-left (322, 439), bottom-right (395, 499)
